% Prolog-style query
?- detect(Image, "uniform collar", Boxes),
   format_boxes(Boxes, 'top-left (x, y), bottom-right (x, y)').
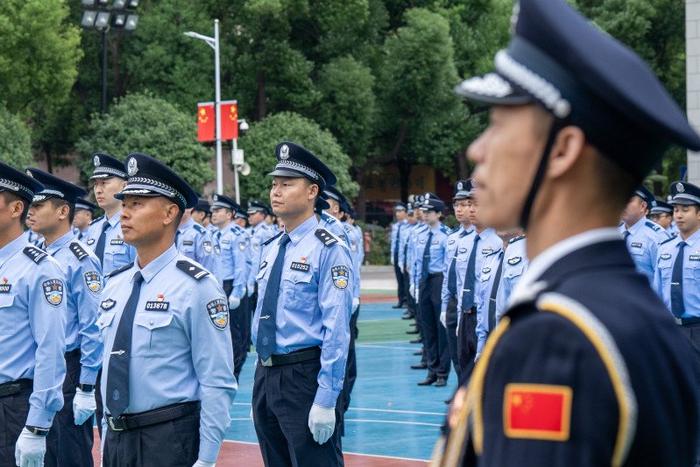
top-left (134, 244), bottom-right (178, 284)
top-left (0, 233), bottom-right (29, 268)
top-left (106, 210), bottom-right (122, 227)
top-left (287, 214), bottom-right (318, 246)
top-left (428, 223), bottom-right (443, 233)
top-left (680, 228), bottom-right (700, 247)
top-left (178, 217), bottom-right (195, 233)
top-left (510, 228), bottom-right (623, 306)
top-left (45, 229), bottom-right (76, 255)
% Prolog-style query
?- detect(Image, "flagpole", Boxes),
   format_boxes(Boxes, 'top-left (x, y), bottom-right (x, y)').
top-left (213, 19), bottom-right (223, 195)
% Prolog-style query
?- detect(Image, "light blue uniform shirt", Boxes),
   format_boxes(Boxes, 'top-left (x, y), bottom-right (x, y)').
top-left (247, 223), bottom-right (278, 295)
top-left (252, 215), bottom-right (353, 408)
top-left (654, 229), bottom-right (700, 319)
top-left (177, 218), bottom-right (217, 276)
top-left (475, 248), bottom-right (504, 353)
top-left (407, 223), bottom-right (429, 291)
top-left (0, 235), bottom-right (66, 427)
top-left (495, 236), bottom-right (529, 322)
top-left (441, 226), bottom-right (474, 313)
top-left (455, 228), bottom-right (502, 312)
top-left (214, 222), bottom-right (248, 300)
top-left (390, 220), bottom-right (406, 264)
top-left (320, 212), bottom-right (357, 301)
top-left (412, 223), bottom-right (449, 282)
top-left (398, 222), bottom-right (417, 272)
top-left (84, 210), bottom-right (136, 275)
top-left (45, 231), bottom-right (103, 385)
top-left (97, 245), bottom-right (236, 462)
top-left (343, 221), bottom-right (363, 302)
top-left (23, 229), bottom-right (43, 247)
top-left (620, 217), bottom-right (670, 284)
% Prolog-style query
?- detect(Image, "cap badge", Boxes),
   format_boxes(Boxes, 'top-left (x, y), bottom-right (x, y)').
top-left (280, 144), bottom-right (290, 160)
top-left (457, 182), bottom-right (463, 190)
top-left (677, 183), bottom-right (685, 193)
top-left (127, 158), bottom-right (138, 176)
top-left (213, 194), bottom-right (219, 201)
top-left (25, 169), bottom-right (33, 178)
top-left (94, 155), bottom-right (101, 167)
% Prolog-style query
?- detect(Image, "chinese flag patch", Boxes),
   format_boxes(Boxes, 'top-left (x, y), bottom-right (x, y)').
top-left (503, 383), bottom-right (572, 441)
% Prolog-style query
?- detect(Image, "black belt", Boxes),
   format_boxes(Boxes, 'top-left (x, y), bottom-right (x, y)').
top-left (107, 401), bottom-right (200, 432)
top-left (259, 347), bottom-right (321, 367)
top-left (427, 272), bottom-right (442, 278)
top-left (0, 379), bottom-right (32, 398)
top-left (65, 348), bottom-right (80, 359)
top-left (674, 316), bottom-right (700, 326)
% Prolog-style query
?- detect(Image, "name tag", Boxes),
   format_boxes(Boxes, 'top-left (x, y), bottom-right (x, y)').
top-left (183, 240), bottom-right (194, 246)
top-left (690, 255), bottom-right (700, 262)
top-left (482, 248), bottom-right (493, 256)
top-left (290, 262), bottom-right (310, 272)
top-left (110, 239), bottom-right (124, 246)
top-left (630, 242), bottom-right (643, 248)
top-left (0, 284), bottom-right (11, 293)
top-left (145, 301), bottom-right (170, 311)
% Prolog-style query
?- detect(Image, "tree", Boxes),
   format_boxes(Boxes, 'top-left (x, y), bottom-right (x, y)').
top-left (238, 111), bottom-right (358, 202)
top-left (0, 106), bottom-right (32, 169)
top-left (75, 93), bottom-right (213, 190)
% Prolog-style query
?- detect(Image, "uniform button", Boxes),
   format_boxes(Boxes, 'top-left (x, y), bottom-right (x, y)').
top-left (149, 320), bottom-right (154, 326)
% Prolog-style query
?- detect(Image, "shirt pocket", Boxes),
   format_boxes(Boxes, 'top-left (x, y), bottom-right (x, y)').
top-left (0, 294), bottom-right (16, 335)
top-left (657, 261), bottom-right (672, 282)
top-left (133, 312), bottom-right (175, 355)
top-left (505, 263), bottom-right (525, 280)
top-left (282, 271), bottom-right (315, 310)
top-left (105, 243), bottom-right (129, 262)
top-left (684, 258), bottom-right (700, 281)
top-left (96, 311), bottom-right (117, 339)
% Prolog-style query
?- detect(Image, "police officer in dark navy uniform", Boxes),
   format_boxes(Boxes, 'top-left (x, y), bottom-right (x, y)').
top-left (98, 153), bottom-right (236, 467)
top-left (252, 142), bottom-right (352, 467)
top-left (436, 1), bottom-right (700, 465)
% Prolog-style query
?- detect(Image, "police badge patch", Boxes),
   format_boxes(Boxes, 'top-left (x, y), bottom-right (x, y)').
top-left (42, 279), bottom-right (64, 306)
top-left (100, 299), bottom-right (116, 311)
top-left (84, 271), bottom-right (102, 293)
top-left (207, 298), bottom-right (229, 330)
top-left (331, 265), bottom-right (349, 289)
top-left (87, 238), bottom-right (95, 246)
top-left (203, 241), bottom-right (213, 253)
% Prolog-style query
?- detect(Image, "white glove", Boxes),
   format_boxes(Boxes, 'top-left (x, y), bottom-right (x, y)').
top-left (308, 403), bottom-right (335, 445)
top-left (409, 283), bottom-right (415, 298)
top-left (415, 286), bottom-right (420, 302)
top-left (247, 285), bottom-right (254, 297)
top-left (475, 352), bottom-right (481, 363)
top-left (192, 461), bottom-right (216, 467)
top-left (440, 311), bottom-right (446, 328)
top-left (228, 295), bottom-right (240, 310)
top-left (352, 297), bottom-right (360, 313)
top-left (15, 428), bottom-right (46, 467)
top-left (73, 388), bottom-right (96, 425)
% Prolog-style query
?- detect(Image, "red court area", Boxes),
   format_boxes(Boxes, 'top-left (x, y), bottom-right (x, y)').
top-left (92, 439), bottom-right (428, 466)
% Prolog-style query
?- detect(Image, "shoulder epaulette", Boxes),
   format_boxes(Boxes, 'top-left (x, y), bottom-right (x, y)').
top-left (229, 226), bottom-right (241, 236)
top-left (107, 262), bottom-right (134, 278)
top-left (69, 242), bottom-right (89, 261)
top-left (23, 246), bottom-right (48, 264)
top-left (509, 235), bottom-right (526, 244)
top-left (176, 260), bottom-right (209, 280)
top-left (486, 248), bottom-right (503, 258)
top-left (193, 223), bottom-right (205, 234)
top-left (645, 220), bottom-right (661, 232)
top-left (89, 215), bottom-right (104, 226)
top-left (315, 229), bottom-right (338, 247)
top-left (440, 225), bottom-right (450, 234)
top-left (660, 236), bottom-right (677, 246)
top-left (262, 231), bottom-right (283, 247)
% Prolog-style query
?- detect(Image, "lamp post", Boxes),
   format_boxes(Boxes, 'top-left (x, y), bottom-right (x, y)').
top-left (232, 119), bottom-right (249, 204)
top-left (185, 20), bottom-right (224, 195)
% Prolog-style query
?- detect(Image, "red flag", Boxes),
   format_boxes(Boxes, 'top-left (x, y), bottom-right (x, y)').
top-left (504, 383), bottom-right (572, 441)
top-left (221, 101), bottom-right (239, 140)
top-left (197, 103), bottom-right (215, 142)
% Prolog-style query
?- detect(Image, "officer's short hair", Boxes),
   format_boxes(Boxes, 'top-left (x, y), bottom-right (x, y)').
top-left (592, 149), bottom-right (638, 211)
top-left (0, 191), bottom-right (29, 223)
top-left (47, 198), bottom-right (75, 225)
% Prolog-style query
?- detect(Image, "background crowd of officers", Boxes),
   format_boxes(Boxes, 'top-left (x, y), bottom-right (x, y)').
top-left (390, 179), bottom-right (700, 391)
top-left (0, 142), bottom-right (361, 467)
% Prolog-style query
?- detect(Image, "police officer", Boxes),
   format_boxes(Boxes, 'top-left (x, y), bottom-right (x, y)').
top-left (247, 201), bottom-right (277, 322)
top-left (391, 203), bottom-right (408, 308)
top-left (408, 196), bottom-right (430, 362)
top-left (654, 181), bottom-right (700, 350)
top-left (84, 153), bottom-right (136, 275)
top-left (73, 199), bottom-right (97, 241)
top-left (26, 169), bottom-right (104, 467)
top-left (620, 186), bottom-right (670, 283)
top-left (176, 206), bottom-right (217, 275)
top-left (0, 162), bottom-right (67, 467)
top-left (494, 232), bottom-right (527, 323)
top-left (399, 203), bottom-right (418, 320)
top-left (210, 194), bottom-right (251, 379)
top-left (98, 153), bottom-right (236, 467)
top-left (650, 199), bottom-right (678, 237)
top-left (438, 0), bottom-right (700, 464)
top-left (440, 181), bottom-right (474, 376)
top-left (412, 195), bottom-right (450, 387)
top-left (192, 198), bottom-right (215, 232)
top-left (252, 141), bottom-right (352, 466)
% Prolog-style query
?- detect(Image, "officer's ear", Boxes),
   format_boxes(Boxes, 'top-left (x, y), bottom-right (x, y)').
top-left (307, 181), bottom-right (319, 200)
top-left (161, 199), bottom-right (181, 227)
top-left (546, 125), bottom-right (587, 180)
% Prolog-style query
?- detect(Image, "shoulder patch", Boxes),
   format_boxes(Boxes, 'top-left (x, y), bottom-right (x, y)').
top-left (176, 260), bottom-right (209, 280)
top-left (262, 231), bottom-right (283, 247)
top-left (107, 262), bottom-right (134, 278)
top-left (315, 229), bottom-right (338, 247)
top-left (193, 223), bottom-right (205, 234)
top-left (645, 221), bottom-right (660, 232)
top-left (660, 236), bottom-right (676, 246)
top-left (23, 246), bottom-right (48, 264)
top-left (69, 242), bottom-right (90, 261)
top-left (509, 235), bottom-right (526, 245)
top-left (89, 215), bottom-right (104, 226)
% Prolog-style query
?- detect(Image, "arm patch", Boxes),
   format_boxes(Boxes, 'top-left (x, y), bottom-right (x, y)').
top-left (23, 246), bottom-right (47, 264)
top-left (315, 229), bottom-right (338, 247)
top-left (69, 242), bottom-right (89, 261)
top-left (176, 260), bottom-right (209, 280)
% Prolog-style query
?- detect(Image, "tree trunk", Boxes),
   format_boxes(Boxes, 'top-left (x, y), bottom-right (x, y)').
top-left (254, 70), bottom-right (266, 121)
top-left (456, 147), bottom-right (469, 178)
top-left (354, 167), bottom-right (366, 221)
top-left (44, 143), bottom-right (54, 174)
top-left (398, 156), bottom-right (411, 202)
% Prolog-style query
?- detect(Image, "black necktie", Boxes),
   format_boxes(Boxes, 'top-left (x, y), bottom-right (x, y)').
top-left (106, 271), bottom-right (144, 417)
top-left (623, 230), bottom-right (631, 244)
top-left (257, 234), bottom-right (291, 361)
top-left (175, 230), bottom-right (181, 248)
top-left (448, 230), bottom-right (468, 296)
top-left (95, 221), bottom-right (110, 265)
top-left (488, 251), bottom-right (505, 331)
top-left (671, 241), bottom-right (687, 318)
top-left (421, 231), bottom-right (433, 280)
top-left (461, 235), bottom-right (481, 312)
top-left (393, 223), bottom-right (403, 264)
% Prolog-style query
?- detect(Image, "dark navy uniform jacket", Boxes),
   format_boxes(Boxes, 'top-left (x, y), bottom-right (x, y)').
top-left (448, 229), bottom-right (698, 467)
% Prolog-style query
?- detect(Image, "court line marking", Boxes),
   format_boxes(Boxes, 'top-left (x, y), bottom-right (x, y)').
top-left (222, 439), bottom-right (429, 462)
top-left (232, 402), bottom-right (444, 416)
top-left (356, 343), bottom-right (418, 350)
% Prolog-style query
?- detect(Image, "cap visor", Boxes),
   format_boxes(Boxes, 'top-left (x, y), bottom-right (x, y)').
top-left (454, 73), bottom-right (532, 107)
top-left (114, 189), bottom-right (163, 200)
top-left (268, 168), bottom-right (307, 179)
top-left (670, 199), bottom-right (698, 206)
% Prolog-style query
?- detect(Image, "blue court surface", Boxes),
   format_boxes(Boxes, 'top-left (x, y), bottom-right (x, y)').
top-left (225, 302), bottom-right (455, 462)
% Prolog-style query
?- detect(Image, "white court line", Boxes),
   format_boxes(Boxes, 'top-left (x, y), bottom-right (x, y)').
top-left (356, 343), bottom-right (417, 351)
top-left (223, 439), bottom-right (429, 463)
top-left (232, 402), bottom-right (444, 417)
top-left (345, 418), bottom-right (442, 427)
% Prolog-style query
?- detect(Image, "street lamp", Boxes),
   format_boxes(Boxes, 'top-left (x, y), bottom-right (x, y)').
top-left (184, 20), bottom-right (224, 195)
top-left (232, 119), bottom-right (250, 204)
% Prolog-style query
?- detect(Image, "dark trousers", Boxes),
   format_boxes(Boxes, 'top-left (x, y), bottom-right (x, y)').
top-left (403, 271), bottom-right (416, 318)
top-left (394, 263), bottom-right (406, 305)
top-left (457, 310), bottom-right (477, 386)
top-left (224, 280), bottom-right (248, 379)
top-left (253, 359), bottom-right (344, 467)
top-left (95, 370), bottom-right (103, 440)
top-left (103, 412), bottom-right (199, 467)
top-left (419, 273), bottom-right (449, 378)
top-left (339, 309), bottom-right (360, 436)
top-left (46, 350), bottom-right (94, 467)
top-left (680, 323), bottom-right (700, 467)
top-left (0, 384), bottom-right (31, 465)
top-left (445, 296), bottom-right (459, 376)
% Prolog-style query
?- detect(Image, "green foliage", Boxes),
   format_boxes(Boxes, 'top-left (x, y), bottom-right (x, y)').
top-left (361, 223), bottom-right (390, 265)
top-left (75, 93), bottom-right (213, 190)
top-left (238, 111), bottom-right (358, 201)
top-left (0, 106), bottom-right (32, 169)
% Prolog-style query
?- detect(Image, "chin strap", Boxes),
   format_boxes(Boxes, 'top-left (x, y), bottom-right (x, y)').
top-left (519, 119), bottom-right (566, 230)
